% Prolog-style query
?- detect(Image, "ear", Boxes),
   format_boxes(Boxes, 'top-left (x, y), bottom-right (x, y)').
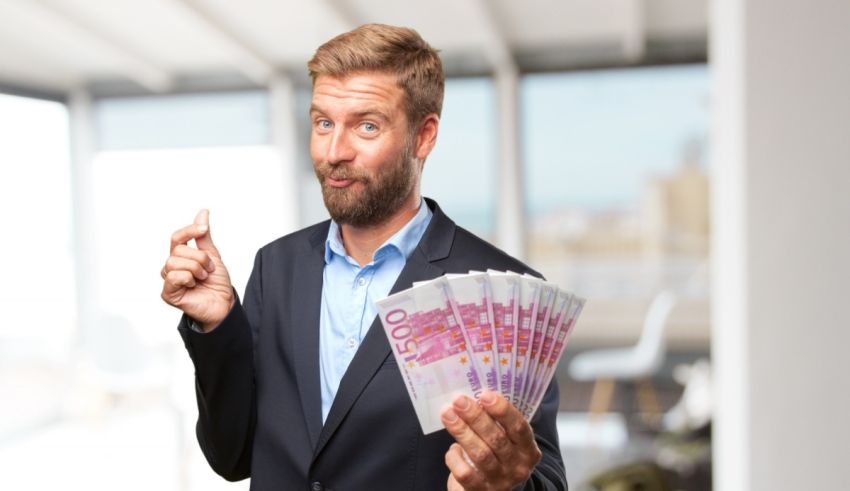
top-left (413, 114), bottom-right (440, 161)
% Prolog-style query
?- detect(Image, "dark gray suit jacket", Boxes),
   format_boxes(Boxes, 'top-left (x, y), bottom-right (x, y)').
top-left (178, 198), bottom-right (567, 491)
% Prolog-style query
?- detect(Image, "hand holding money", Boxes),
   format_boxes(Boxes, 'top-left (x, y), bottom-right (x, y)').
top-left (442, 391), bottom-right (542, 490)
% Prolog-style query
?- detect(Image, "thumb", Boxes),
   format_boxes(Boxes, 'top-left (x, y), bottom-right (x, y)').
top-left (193, 209), bottom-right (219, 254)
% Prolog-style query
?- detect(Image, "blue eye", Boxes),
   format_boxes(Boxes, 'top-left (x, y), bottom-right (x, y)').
top-left (361, 122), bottom-right (377, 132)
top-left (317, 120), bottom-right (332, 130)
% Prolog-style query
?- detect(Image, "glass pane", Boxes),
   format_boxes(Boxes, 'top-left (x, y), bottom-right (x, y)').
top-left (422, 77), bottom-right (496, 239)
top-left (0, 94), bottom-right (75, 345)
top-left (0, 93), bottom-right (74, 438)
top-left (96, 91), bottom-right (269, 150)
top-left (522, 64), bottom-right (711, 346)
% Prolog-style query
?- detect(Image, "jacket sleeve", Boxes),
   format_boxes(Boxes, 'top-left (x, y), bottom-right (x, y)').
top-left (176, 250), bottom-right (264, 481)
top-left (521, 378), bottom-right (569, 490)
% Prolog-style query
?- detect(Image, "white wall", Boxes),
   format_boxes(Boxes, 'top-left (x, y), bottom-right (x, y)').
top-left (711, 1), bottom-right (850, 490)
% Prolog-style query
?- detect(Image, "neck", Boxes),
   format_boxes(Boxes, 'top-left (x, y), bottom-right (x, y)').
top-left (339, 193), bottom-right (422, 267)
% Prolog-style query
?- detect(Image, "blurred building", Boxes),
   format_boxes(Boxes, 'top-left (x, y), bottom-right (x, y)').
top-left (641, 142), bottom-right (709, 256)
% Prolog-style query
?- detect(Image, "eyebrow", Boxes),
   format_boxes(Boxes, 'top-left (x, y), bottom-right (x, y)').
top-left (353, 108), bottom-right (391, 122)
top-left (309, 104), bottom-right (392, 123)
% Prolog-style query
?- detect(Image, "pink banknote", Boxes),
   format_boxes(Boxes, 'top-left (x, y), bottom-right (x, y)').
top-left (486, 271), bottom-right (520, 401)
top-left (524, 295), bottom-right (586, 419)
top-left (521, 289), bottom-right (571, 417)
top-left (446, 273), bottom-right (500, 393)
top-left (510, 273), bottom-right (541, 408)
top-left (376, 279), bottom-right (483, 434)
top-left (520, 279), bottom-right (556, 407)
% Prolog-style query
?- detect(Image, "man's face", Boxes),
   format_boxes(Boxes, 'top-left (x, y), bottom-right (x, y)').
top-left (310, 72), bottom-right (420, 227)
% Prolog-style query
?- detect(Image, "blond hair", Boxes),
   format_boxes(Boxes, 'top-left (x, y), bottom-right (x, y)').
top-left (307, 24), bottom-right (444, 128)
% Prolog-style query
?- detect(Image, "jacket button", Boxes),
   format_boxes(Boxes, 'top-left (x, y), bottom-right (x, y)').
top-left (310, 482), bottom-right (324, 491)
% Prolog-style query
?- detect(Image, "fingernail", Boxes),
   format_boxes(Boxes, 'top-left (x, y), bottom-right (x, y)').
top-left (453, 397), bottom-right (470, 411)
top-left (480, 391), bottom-right (497, 406)
top-left (206, 262), bottom-right (216, 273)
top-left (443, 408), bottom-right (458, 423)
top-left (197, 225), bottom-right (208, 233)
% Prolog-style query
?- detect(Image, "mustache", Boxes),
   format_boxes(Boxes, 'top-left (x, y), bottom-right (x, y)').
top-left (314, 162), bottom-right (370, 183)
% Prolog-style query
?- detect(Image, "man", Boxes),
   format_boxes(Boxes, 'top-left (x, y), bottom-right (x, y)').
top-left (161, 24), bottom-right (567, 491)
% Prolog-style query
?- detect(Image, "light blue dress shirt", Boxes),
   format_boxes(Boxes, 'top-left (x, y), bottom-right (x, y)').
top-left (319, 199), bottom-right (433, 423)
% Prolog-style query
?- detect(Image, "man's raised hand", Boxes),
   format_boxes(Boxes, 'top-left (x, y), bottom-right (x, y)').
top-left (161, 209), bottom-right (234, 332)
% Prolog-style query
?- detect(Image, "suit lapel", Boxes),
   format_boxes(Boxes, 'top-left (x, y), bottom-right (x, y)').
top-left (313, 247), bottom-right (445, 458)
top-left (290, 226), bottom-right (327, 450)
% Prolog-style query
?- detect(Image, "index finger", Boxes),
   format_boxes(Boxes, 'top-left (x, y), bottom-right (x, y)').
top-left (170, 222), bottom-right (209, 253)
top-left (479, 391), bottom-right (534, 446)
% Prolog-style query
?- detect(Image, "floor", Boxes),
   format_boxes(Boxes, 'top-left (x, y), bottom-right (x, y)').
top-left (1, 350), bottom-right (710, 490)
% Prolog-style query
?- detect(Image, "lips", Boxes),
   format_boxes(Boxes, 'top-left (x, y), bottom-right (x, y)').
top-left (326, 176), bottom-right (354, 188)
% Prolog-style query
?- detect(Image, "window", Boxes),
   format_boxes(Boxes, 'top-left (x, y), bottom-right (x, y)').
top-left (522, 65), bottom-right (711, 345)
top-left (422, 77), bottom-right (497, 239)
top-left (0, 93), bottom-right (74, 437)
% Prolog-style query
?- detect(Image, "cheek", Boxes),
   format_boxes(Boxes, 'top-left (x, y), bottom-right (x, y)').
top-left (362, 143), bottom-right (401, 170)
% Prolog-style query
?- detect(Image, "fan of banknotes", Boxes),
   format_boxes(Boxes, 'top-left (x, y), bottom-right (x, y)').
top-left (376, 270), bottom-right (586, 434)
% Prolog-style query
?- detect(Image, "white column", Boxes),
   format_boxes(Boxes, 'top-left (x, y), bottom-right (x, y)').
top-left (269, 73), bottom-right (301, 233)
top-left (68, 89), bottom-right (99, 347)
top-left (622, 0), bottom-right (646, 62)
top-left (495, 64), bottom-right (526, 260)
top-left (711, 1), bottom-right (850, 490)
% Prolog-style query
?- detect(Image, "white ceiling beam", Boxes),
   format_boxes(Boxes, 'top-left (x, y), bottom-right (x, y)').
top-left (468, 0), bottom-right (517, 73)
top-left (170, 0), bottom-right (278, 86)
top-left (468, 0), bottom-right (524, 258)
top-left (30, 0), bottom-right (172, 92)
top-left (321, 0), bottom-right (359, 31)
top-left (622, 0), bottom-right (647, 61)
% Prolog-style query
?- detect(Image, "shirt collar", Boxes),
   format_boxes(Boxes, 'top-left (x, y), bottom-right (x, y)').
top-left (324, 197), bottom-right (433, 265)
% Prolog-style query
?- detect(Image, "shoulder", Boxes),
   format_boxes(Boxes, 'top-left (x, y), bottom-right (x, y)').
top-left (439, 225), bottom-right (543, 279)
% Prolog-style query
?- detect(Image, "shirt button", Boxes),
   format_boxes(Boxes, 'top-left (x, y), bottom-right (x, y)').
top-left (311, 482), bottom-right (324, 491)
top-left (357, 277), bottom-right (367, 287)
top-left (347, 337), bottom-right (358, 349)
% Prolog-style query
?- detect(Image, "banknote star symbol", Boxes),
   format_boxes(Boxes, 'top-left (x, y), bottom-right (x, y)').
top-left (516, 360), bottom-right (522, 368)
top-left (483, 356), bottom-right (491, 364)
top-left (460, 356), bottom-right (468, 365)
top-left (407, 361), bottom-right (415, 368)
top-left (501, 357), bottom-right (508, 366)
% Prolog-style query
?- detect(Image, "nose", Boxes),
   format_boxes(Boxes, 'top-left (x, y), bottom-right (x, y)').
top-left (325, 128), bottom-right (355, 165)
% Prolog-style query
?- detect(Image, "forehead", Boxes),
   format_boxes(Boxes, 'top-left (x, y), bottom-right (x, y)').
top-left (311, 72), bottom-right (405, 116)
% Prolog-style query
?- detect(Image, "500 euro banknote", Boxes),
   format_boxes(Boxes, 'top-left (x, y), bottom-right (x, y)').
top-left (523, 295), bottom-right (585, 419)
top-left (445, 273), bottom-right (500, 394)
top-left (375, 278), bottom-right (483, 434)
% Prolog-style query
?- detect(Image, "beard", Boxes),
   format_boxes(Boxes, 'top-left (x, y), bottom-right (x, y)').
top-left (314, 140), bottom-right (418, 227)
